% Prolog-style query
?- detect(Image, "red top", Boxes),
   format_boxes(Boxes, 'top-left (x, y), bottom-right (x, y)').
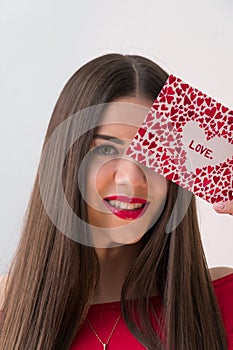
top-left (70, 273), bottom-right (233, 349)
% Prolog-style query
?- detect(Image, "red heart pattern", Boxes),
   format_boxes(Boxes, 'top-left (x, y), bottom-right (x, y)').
top-left (125, 75), bottom-right (233, 204)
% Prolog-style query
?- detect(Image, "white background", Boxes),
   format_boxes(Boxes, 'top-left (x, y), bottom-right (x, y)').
top-left (0, 0), bottom-right (232, 275)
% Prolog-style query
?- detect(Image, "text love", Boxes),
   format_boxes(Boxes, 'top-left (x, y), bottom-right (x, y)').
top-left (188, 140), bottom-right (213, 159)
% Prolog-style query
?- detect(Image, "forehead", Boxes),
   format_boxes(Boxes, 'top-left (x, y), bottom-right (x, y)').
top-left (96, 100), bottom-right (152, 138)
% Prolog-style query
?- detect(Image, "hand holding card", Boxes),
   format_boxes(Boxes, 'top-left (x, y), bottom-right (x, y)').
top-left (125, 75), bottom-right (233, 204)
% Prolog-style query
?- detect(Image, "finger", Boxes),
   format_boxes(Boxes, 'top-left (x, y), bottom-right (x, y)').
top-left (213, 201), bottom-right (233, 216)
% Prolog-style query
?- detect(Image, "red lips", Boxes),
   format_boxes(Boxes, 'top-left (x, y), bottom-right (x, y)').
top-left (103, 195), bottom-right (149, 220)
top-left (103, 195), bottom-right (148, 204)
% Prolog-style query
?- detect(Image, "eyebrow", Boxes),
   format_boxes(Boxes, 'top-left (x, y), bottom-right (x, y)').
top-left (93, 134), bottom-right (125, 145)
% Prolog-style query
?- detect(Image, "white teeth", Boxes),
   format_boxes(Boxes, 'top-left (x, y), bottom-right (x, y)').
top-left (107, 200), bottom-right (144, 210)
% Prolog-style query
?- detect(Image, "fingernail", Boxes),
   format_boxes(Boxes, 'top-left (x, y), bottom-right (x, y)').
top-left (213, 202), bottom-right (226, 211)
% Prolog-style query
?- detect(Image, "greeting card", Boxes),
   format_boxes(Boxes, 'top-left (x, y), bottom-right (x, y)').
top-left (125, 75), bottom-right (233, 204)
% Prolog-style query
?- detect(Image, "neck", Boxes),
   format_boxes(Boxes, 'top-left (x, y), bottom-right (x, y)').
top-left (92, 240), bottom-right (144, 304)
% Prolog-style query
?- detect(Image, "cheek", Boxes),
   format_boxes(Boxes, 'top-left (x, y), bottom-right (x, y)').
top-left (147, 171), bottom-right (168, 198)
top-left (86, 161), bottom-right (114, 198)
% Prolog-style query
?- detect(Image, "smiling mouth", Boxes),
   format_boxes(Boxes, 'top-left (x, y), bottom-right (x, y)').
top-left (103, 196), bottom-right (149, 220)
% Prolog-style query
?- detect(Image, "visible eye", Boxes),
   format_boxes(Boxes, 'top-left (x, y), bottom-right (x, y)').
top-left (93, 143), bottom-right (119, 156)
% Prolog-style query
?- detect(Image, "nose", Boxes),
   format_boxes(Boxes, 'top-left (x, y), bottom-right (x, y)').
top-left (114, 157), bottom-right (147, 193)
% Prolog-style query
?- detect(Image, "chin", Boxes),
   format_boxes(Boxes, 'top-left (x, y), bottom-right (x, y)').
top-left (89, 223), bottom-right (147, 247)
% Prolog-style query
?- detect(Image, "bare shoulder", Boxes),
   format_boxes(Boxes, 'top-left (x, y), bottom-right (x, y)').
top-left (0, 274), bottom-right (9, 310)
top-left (209, 266), bottom-right (233, 281)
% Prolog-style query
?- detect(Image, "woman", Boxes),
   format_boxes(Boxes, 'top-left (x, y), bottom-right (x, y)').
top-left (0, 53), bottom-right (232, 349)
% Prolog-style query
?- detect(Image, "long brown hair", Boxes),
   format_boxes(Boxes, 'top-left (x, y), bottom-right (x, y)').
top-left (0, 53), bottom-right (228, 349)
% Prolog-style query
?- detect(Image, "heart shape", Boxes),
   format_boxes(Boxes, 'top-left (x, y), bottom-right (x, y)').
top-left (138, 128), bottom-right (146, 138)
top-left (182, 121), bottom-right (233, 172)
top-left (205, 107), bottom-right (216, 118)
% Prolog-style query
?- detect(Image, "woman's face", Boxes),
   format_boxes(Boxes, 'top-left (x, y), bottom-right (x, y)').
top-left (85, 96), bottom-right (168, 247)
